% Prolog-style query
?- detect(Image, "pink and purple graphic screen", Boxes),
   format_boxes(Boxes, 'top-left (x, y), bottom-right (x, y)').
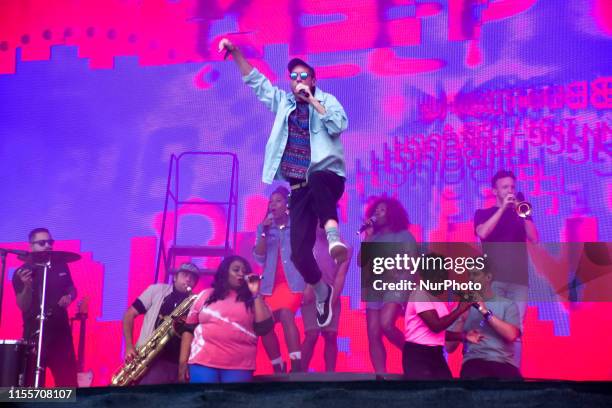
top-left (0, 0), bottom-right (611, 384)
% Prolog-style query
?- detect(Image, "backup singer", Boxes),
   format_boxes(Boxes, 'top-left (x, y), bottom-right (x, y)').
top-left (179, 256), bottom-right (273, 383)
top-left (219, 38), bottom-right (349, 328)
top-left (358, 196), bottom-right (417, 373)
top-left (253, 186), bottom-right (305, 372)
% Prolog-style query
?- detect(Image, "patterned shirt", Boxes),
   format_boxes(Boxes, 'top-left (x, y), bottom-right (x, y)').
top-left (242, 68), bottom-right (348, 184)
top-left (280, 102), bottom-right (311, 180)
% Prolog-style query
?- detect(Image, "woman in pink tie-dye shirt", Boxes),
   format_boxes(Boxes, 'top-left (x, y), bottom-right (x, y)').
top-left (178, 256), bottom-right (273, 383)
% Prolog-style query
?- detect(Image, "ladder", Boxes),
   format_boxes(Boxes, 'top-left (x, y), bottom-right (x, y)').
top-left (154, 152), bottom-right (239, 283)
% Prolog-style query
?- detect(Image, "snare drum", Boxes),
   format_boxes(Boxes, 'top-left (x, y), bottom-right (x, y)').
top-left (0, 339), bottom-right (35, 387)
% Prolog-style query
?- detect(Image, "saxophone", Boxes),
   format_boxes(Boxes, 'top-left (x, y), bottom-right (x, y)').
top-left (111, 289), bottom-right (199, 386)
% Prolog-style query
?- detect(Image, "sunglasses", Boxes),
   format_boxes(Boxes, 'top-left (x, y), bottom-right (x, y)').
top-left (32, 239), bottom-right (55, 246)
top-left (290, 72), bottom-right (309, 80)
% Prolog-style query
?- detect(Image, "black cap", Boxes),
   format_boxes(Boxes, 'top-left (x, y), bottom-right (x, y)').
top-left (287, 58), bottom-right (315, 77)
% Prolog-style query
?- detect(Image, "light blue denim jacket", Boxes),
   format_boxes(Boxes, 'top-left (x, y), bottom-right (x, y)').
top-left (252, 220), bottom-right (305, 296)
top-left (242, 68), bottom-right (348, 184)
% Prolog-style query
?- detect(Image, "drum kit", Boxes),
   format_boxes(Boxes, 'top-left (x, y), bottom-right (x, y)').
top-left (0, 249), bottom-right (81, 387)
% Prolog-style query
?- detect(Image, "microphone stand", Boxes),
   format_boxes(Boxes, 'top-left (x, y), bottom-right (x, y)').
top-left (34, 259), bottom-right (51, 388)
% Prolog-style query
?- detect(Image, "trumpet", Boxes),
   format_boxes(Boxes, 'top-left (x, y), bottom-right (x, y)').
top-left (514, 192), bottom-right (532, 218)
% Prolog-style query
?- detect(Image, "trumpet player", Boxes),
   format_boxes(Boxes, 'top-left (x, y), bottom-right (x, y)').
top-left (474, 170), bottom-right (539, 366)
top-left (121, 262), bottom-right (203, 385)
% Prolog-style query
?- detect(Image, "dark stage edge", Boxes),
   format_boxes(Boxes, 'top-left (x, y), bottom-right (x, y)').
top-left (10, 373), bottom-right (612, 408)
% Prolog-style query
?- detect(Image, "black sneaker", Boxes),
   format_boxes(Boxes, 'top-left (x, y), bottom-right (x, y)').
top-left (272, 361), bottom-right (286, 374)
top-left (290, 358), bottom-right (302, 373)
top-left (316, 284), bottom-right (334, 327)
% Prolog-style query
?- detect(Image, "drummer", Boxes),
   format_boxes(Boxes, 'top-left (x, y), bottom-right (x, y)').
top-left (12, 228), bottom-right (78, 387)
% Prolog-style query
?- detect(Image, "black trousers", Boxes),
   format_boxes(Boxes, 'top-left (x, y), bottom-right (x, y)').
top-left (38, 324), bottom-right (78, 387)
top-left (288, 171), bottom-right (345, 285)
top-left (460, 359), bottom-right (522, 380)
top-left (402, 342), bottom-right (452, 380)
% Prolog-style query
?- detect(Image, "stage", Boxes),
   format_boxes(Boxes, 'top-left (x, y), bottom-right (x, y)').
top-left (13, 375), bottom-right (612, 408)
top-left (1, 0), bottom-right (612, 400)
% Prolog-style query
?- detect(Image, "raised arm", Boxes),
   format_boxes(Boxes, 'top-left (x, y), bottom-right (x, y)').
top-left (218, 38), bottom-right (253, 76)
top-left (219, 38), bottom-right (286, 113)
top-left (253, 216), bottom-right (273, 262)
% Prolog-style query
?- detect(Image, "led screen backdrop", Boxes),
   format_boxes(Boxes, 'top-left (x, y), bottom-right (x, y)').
top-left (1, 0), bottom-right (611, 384)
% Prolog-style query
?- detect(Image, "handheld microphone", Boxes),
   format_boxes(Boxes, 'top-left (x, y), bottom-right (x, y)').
top-left (263, 212), bottom-right (273, 233)
top-left (246, 274), bottom-right (263, 283)
top-left (298, 90), bottom-right (309, 98)
top-left (266, 211), bottom-right (274, 222)
top-left (357, 216), bottom-right (377, 234)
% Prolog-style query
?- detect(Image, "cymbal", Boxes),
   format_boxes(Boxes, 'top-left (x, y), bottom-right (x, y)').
top-left (18, 250), bottom-right (81, 264)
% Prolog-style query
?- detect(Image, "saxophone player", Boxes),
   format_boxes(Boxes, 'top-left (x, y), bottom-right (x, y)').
top-left (122, 262), bottom-right (203, 385)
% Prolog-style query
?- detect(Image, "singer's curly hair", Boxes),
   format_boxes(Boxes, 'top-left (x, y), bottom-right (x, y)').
top-left (365, 196), bottom-right (410, 233)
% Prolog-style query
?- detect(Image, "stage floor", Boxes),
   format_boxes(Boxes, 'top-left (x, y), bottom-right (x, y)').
top-left (16, 374), bottom-right (612, 408)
